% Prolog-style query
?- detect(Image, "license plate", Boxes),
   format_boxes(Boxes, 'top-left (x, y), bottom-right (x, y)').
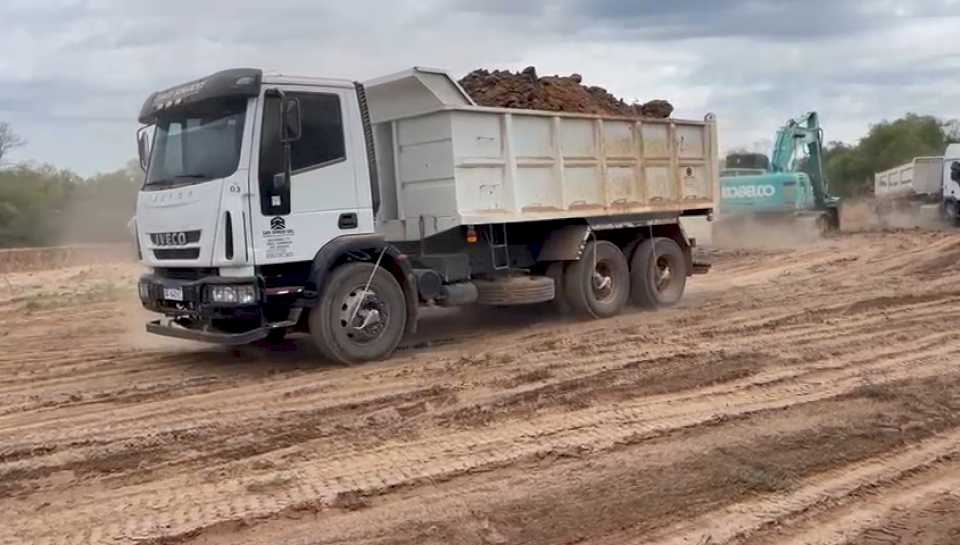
top-left (163, 287), bottom-right (184, 301)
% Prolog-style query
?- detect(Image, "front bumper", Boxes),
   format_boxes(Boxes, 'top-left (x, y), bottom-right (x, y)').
top-left (138, 272), bottom-right (261, 314)
top-left (146, 319), bottom-right (270, 345)
top-left (139, 272), bottom-right (302, 345)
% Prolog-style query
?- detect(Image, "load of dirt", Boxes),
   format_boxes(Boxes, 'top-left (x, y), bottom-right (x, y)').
top-left (459, 66), bottom-right (674, 119)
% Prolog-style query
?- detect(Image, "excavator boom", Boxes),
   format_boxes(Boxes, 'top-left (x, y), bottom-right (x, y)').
top-left (770, 112), bottom-right (831, 208)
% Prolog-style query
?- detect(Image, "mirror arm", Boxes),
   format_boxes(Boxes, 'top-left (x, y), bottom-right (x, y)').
top-left (136, 126), bottom-right (151, 172)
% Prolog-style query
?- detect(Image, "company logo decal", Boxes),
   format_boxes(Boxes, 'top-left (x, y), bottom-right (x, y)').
top-left (264, 217), bottom-right (294, 260)
top-left (721, 185), bottom-right (777, 199)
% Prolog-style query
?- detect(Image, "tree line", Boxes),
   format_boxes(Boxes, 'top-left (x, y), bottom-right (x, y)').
top-left (0, 160), bottom-right (141, 248)
top-left (823, 114), bottom-right (960, 197)
top-left (0, 122), bottom-right (142, 248)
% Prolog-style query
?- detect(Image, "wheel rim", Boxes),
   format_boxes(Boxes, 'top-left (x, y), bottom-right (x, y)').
top-left (591, 261), bottom-right (616, 302)
top-left (654, 256), bottom-right (674, 293)
top-left (338, 286), bottom-right (388, 344)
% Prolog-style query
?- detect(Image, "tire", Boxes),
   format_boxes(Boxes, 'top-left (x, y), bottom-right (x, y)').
top-left (630, 237), bottom-right (687, 309)
top-left (545, 261), bottom-right (572, 314)
top-left (309, 262), bottom-right (407, 364)
top-left (945, 201), bottom-right (959, 226)
top-left (562, 240), bottom-right (630, 319)
top-left (475, 275), bottom-right (555, 306)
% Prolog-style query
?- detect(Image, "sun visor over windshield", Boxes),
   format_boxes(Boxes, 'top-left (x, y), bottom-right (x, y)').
top-left (139, 68), bottom-right (262, 125)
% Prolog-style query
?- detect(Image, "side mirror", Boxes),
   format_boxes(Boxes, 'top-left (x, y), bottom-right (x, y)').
top-left (281, 98), bottom-right (302, 143)
top-left (136, 126), bottom-right (152, 172)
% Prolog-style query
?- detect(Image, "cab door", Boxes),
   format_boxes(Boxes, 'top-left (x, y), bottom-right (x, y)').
top-left (252, 85), bottom-right (373, 265)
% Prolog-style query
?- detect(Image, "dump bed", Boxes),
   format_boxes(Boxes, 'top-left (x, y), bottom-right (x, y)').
top-left (875, 157), bottom-right (943, 199)
top-left (365, 68), bottom-right (718, 241)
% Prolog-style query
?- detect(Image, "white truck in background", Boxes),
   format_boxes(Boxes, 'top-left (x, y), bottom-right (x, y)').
top-left (874, 144), bottom-right (960, 223)
top-left (133, 67), bottom-right (717, 363)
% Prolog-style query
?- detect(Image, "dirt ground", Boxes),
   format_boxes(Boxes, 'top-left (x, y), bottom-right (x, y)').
top-left (4, 230), bottom-right (960, 545)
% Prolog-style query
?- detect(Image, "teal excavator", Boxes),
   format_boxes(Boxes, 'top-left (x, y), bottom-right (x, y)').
top-left (717, 112), bottom-right (841, 233)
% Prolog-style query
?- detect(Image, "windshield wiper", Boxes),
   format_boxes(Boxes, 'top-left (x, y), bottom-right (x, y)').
top-left (174, 174), bottom-right (212, 181)
top-left (144, 174), bottom-right (212, 190)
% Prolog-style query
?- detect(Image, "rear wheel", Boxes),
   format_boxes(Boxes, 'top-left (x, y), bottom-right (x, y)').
top-left (630, 237), bottom-right (687, 309)
top-left (309, 262), bottom-right (407, 364)
top-left (562, 240), bottom-right (630, 319)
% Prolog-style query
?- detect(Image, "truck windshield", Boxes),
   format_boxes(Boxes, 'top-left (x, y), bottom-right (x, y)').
top-left (145, 98), bottom-right (246, 189)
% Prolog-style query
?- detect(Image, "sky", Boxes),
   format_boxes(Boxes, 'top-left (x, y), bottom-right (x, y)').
top-left (2, 0), bottom-right (959, 176)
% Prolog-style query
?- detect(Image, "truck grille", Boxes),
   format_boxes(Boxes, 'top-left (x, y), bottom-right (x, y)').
top-left (154, 248), bottom-right (201, 260)
top-left (154, 267), bottom-right (216, 281)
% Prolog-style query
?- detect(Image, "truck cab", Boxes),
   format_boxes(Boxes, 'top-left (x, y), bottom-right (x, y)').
top-left (136, 69), bottom-right (375, 271)
top-left (943, 144), bottom-right (960, 220)
top-left (136, 69), bottom-right (380, 344)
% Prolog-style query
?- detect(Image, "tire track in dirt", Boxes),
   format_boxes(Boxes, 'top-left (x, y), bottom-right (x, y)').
top-left (2, 310), bottom-right (953, 497)
top-left (109, 373), bottom-right (960, 545)
top-left (634, 434), bottom-right (960, 545)
top-left (845, 487), bottom-right (960, 545)
top-left (3, 284), bottom-right (958, 501)
top-left (5, 337), bottom-right (959, 544)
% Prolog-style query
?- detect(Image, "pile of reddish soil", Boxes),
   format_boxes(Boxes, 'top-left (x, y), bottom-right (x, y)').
top-left (459, 66), bottom-right (673, 118)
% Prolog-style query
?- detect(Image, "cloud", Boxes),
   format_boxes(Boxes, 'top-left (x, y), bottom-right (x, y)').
top-left (1, 0), bottom-right (959, 174)
top-left (573, 0), bottom-right (960, 40)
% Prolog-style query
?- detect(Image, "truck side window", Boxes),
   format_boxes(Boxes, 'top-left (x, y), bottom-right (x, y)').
top-left (258, 95), bottom-right (284, 215)
top-left (258, 92), bottom-right (347, 215)
top-left (290, 93), bottom-right (346, 172)
top-left (952, 161), bottom-right (960, 183)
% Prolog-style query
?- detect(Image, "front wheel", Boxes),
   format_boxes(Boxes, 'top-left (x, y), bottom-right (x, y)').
top-left (309, 262), bottom-right (407, 364)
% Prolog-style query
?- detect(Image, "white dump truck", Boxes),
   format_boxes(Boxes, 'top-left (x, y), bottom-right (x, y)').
top-left (133, 67), bottom-right (718, 363)
top-left (874, 145), bottom-right (960, 223)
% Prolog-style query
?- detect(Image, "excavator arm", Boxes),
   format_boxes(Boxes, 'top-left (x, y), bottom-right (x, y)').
top-left (770, 112), bottom-right (832, 209)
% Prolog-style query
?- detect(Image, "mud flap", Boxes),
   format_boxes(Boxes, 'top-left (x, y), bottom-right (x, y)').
top-left (537, 224), bottom-right (591, 262)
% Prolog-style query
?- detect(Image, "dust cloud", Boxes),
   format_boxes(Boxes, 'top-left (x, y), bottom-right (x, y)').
top-left (841, 198), bottom-right (948, 232)
top-left (710, 215), bottom-right (824, 250)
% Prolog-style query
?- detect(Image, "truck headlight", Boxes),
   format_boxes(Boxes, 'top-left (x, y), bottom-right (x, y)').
top-left (207, 284), bottom-right (257, 304)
